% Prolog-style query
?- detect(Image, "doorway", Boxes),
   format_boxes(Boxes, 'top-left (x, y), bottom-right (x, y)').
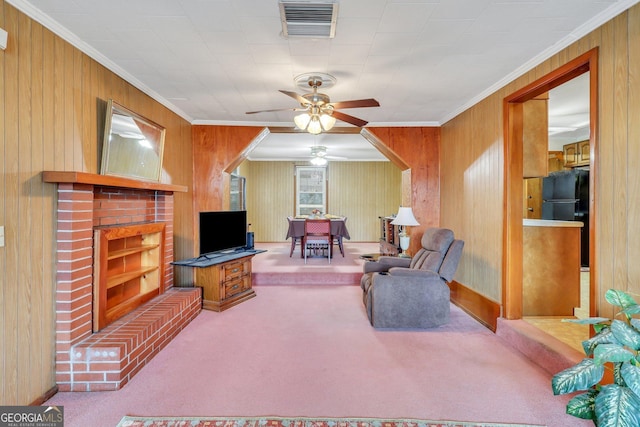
top-left (503, 49), bottom-right (598, 348)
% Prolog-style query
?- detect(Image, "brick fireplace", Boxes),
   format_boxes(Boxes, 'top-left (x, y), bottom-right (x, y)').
top-left (44, 172), bottom-right (200, 391)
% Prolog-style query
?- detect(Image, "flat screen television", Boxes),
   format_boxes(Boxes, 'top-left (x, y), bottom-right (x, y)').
top-left (199, 210), bottom-right (247, 256)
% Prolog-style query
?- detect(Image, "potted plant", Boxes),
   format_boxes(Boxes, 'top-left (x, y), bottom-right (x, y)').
top-left (552, 289), bottom-right (640, 426)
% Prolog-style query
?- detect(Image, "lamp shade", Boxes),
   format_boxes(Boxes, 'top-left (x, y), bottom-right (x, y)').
top-left (390, 207), bottom-right (419, 226)
top-left (307, 116), bottom-right (322, 134)
top-left (319, 113), bottom-right (336, 131)
top-left (294, 113), bottom-right (311, 130)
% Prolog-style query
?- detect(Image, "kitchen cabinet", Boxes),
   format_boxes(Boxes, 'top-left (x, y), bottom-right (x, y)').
top-left (577, 140), bottom-right (590, 165)
top-left (523, 94), bottom-right (549, 178)
top-left (522, 219), bottom-right (582, 316)
top-left (523, 151), bottom-right (563, 219)
top-left (563, 140), bottom-right (589, 167)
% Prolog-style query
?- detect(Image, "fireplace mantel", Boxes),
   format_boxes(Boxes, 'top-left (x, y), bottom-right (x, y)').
top-left (42, 171), bottom-right (188, 193)
top-left (43, 170), bottom-right (196, 391)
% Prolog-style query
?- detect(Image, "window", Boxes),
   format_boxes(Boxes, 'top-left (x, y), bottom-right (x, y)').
top-left (229, 174), bottom-right (246, 211)
top-left (296, 166), bottom-right (326, 215)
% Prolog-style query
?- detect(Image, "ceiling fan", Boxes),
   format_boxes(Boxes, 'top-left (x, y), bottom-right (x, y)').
top-left (246, 73), bottom-right (380, 131)
top-left (307, 145), bottom-right (346, 165)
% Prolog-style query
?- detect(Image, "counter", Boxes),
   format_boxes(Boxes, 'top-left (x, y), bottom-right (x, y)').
top-left (523, 219), bottom-right (583, 227)
top-left (523, 219), bottom-right (582, 316)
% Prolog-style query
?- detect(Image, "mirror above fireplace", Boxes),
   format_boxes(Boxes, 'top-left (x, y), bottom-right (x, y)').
top-left (100, 99), bottom-right (166, 182)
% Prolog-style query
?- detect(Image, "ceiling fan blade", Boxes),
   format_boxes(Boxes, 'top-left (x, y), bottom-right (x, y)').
top-left (330, 98), bottom-right (380, 109)
top-left (331, 110), bottom-right (369, 127)
top-left (245, 107), bottom-right (300, 114)
top-left (279, 90), bottom-right (310, 106)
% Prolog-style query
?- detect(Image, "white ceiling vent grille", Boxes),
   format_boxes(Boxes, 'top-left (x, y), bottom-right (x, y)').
top-left (279, 1), bottom-right (339, 38)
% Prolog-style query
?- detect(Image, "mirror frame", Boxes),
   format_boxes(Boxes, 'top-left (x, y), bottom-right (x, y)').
top-left (100, 99), bottom-right (166, 181)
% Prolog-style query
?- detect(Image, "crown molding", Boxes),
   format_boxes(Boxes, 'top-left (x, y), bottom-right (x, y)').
top-left (439, 0), bottom-right (640, 125)
top-left (6, 0), bottom-right (194, 123)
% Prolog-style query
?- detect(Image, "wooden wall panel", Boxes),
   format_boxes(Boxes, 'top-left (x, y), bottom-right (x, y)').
top-left (239, 161), bottom-right (401, 242)
top-left (441, 97), bottom-right (504, 302)
top-left (628, 5), bottom-right (640, 297)
top-left (440, 4), bottom-right (640, 318)
top-left (3, 0), bottom-right (638, 406)
top-left (327, 162), bottom-right (401, 241)
top-left (3, 1), bottom-right (19, 404)
top-left (242, 161), bottom-right (295, 243)
top-left (366, 127), bottom-right (440, 254)
top-left (611, 13), bottom-right (629, 306)
top-left (191, 125), bottom-right (264, 253)
top-left (191, 127), bottom-right (422, 244)
top-left (0, 2), bottom-right (193, 404)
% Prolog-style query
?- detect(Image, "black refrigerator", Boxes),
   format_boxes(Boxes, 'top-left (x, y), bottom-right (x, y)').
top-left (541, 169), bottom-right (589, 266)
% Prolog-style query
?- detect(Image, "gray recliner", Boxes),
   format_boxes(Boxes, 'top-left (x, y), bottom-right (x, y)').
top-left (360, 228), bottom-right (464, 329)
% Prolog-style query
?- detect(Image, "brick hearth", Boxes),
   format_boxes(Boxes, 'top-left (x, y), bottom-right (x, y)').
top-left (68, 288), bottom-right (200, 391)
top-left (45, 172), bottom-right (197, 392)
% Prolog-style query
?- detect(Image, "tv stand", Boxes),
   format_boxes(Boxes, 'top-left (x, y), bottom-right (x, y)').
top-left (172, 249), bottom-right (266, 312)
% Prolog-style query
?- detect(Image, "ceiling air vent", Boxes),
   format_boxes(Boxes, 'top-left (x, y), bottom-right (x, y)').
top-left (279, 1), bottom-right (339, 38)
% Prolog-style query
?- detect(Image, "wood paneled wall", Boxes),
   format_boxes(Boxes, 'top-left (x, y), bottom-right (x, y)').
top-left (0, 2), bottom-right (193, 405)
top-left (241, 161), bottom-right (295, 242)
top-left (192, 127), bottom-right (439, 252)
top-left (327, 162), bottom-right (401, 241)
top-left (440, 5), bottom-right (640, 316)
top-left (240, 161), bottom-right (401, 242)
top-left (191, 125), bottom-right (264, 245)
top-left (368, 127), bottom-right (441, 254)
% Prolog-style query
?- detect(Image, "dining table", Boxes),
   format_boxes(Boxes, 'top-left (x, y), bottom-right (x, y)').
top-left (286, 216), bottom-right (350, 258)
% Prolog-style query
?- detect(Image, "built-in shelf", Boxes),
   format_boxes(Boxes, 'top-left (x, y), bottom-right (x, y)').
top-left (42, 170), bottom-right (188, 193)
top-left (108, 244), bottom-right (160, 260)
top-left (93, 222), bottom-right (166, 331)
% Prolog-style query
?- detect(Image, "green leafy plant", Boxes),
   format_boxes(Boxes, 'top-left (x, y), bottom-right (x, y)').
top-left (552, 289), bottom-right (640, 426)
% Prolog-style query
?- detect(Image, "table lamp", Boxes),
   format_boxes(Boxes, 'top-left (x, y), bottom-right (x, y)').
top-left (391, 206), bottom-right (420, 257)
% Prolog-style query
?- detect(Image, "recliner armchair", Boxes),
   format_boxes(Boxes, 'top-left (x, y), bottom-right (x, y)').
top-left (360, 227), bottom-right (464, 329)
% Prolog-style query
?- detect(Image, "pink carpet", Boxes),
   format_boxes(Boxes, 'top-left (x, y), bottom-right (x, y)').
top-left (251, 242), bottom-right (378, 286)
top-left (116, 416), bottom-right (546, 427)
top-left (46, 283), bottom-right (590, 427)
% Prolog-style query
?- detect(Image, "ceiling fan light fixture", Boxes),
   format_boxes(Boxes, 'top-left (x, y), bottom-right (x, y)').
top-left (294, 112), bottom-right (311, 130)
top-left (319, 113), bottom-right (336, 131)
top-left (310, 156), bottom-right (327, 166)
top-left (307, 116), bottom-right (322, 134)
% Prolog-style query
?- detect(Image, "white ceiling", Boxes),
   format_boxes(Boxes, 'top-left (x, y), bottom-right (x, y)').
top-left (9, 0), bottom-right (636, 161)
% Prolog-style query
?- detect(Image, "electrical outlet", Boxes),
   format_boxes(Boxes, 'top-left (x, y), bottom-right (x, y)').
top-left (0, 226), bottom-right (4, 247)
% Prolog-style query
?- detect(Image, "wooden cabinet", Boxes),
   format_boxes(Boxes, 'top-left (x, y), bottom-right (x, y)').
top-left (523, 178), bottom-right (542, 219)
top-left (577, 140), bottom-right (590, 165)
top-left (523, 151), bottom-right (564, 218)
top-left (379, 216), bottom-right (399, 255)
top-left (93, 222), bottom-right (165, 331)
top-left (523, 95), bottom-right (549, 178)
top-left (563, 140), bottom-right (590, 167)
top-left (196, 255), bottom-right (256, 311)
top-left (523, 220), bottom-right (582, 316)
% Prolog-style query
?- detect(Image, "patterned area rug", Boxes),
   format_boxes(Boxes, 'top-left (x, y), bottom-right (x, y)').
top-left (116, 416), bottom-right (546, 427)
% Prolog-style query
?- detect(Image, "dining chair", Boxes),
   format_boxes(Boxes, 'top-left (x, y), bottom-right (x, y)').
top-left (303, 219), bottom-right (332, 264)
top-left (332, 216), bottom-right (347, 257)
top-left (287, 216), bottom-right (302, 257)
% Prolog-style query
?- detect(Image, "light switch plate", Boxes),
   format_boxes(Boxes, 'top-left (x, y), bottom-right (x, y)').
top-left (0, 27), bottom-right (7, 50)
top-left (0, 226), bottom-right (4, 247)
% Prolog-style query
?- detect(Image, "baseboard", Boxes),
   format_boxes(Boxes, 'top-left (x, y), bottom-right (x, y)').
top-left (30, 385), bottom-right (58, 406)
top-left (449, 281), bottom-right (501, 332)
